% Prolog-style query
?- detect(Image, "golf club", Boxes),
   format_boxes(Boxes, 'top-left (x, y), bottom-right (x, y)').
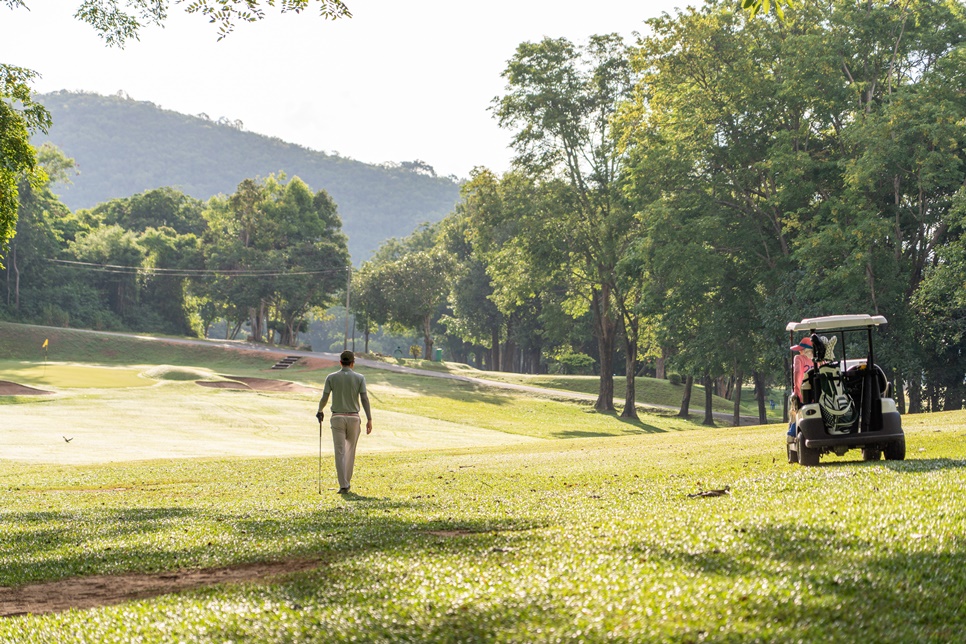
top-left (318, 418), bottom-right (323, 494)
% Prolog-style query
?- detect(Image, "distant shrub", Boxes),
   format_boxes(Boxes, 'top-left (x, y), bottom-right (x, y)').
top-left (41, 304), bottom-right (70, 328)
top-left (668, 373), bottom-right (683, 385)
top-left (550, 351), bottom-right (596, 375)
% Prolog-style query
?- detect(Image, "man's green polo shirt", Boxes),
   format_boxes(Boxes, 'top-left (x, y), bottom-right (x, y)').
top-left (319, 367), bottom-right (368, 415)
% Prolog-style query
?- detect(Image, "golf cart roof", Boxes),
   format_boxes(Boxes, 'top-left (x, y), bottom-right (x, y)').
top-left (786, 314), bottom-right (888, 332)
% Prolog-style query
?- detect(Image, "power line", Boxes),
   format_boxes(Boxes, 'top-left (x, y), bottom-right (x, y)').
top-left (46, 258), bottom-right (349, 278)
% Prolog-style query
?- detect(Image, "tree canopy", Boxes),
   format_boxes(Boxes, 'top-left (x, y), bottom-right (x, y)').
top-left (3, 0), bottom-right (351, 45)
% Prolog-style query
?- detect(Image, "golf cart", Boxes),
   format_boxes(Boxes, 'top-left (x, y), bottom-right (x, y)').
top-left (785, 314), bottom-right (905, 466)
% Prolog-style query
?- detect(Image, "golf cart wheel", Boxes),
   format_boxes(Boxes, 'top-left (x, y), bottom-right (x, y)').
top-left (796, 433), bottom-right (820, 466)
top-left (861, 447), bottom-right (881, 462)
top-left (884, 436), bottom-right (906, 461)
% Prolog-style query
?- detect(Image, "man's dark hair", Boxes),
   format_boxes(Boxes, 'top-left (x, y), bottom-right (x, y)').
top-left (340, 350), bottom-right (354, 366)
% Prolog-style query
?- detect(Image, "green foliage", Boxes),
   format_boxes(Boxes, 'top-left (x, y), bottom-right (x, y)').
top-left (80, 186), bottom-right (207, 235)
top-left (548, 350), bottom-right (596, 375)
top-left (198, 174), bottom-right (350, 345)
top-left (620, 0), bottom-right (966, 413)
top-left (8, 1), bottom-right (351, 46)
top-left (0, 64), bottom-right (51, 258)
top-left (742, 0), bottom-right (796, 21)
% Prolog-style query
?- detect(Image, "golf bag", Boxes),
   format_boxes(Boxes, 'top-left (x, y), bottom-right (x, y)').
top-left (814, 363), bottom-right (858, 434)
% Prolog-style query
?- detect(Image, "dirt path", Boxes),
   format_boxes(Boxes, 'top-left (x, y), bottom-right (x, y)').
top-left (0, 558), bottom-right (322, 618)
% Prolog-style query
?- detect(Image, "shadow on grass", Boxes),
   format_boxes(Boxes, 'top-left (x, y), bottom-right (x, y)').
top-left (882, 457), bottom-right (966, 472)
top-left (4, 493), bottom-right (966, 640)
top-left (808, 457), bottom-right (966, 472)
top-left (0, 499), bottom-right (542, 590)
top-left (630, 521), bottom-right (966, 640)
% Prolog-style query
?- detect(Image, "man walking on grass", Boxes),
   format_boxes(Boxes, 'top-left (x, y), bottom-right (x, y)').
top-left (316, 350), bottom-right (373, 494)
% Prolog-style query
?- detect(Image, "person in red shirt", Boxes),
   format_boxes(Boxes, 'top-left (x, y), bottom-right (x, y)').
top-left (788, 336), bottom-right (814, 437)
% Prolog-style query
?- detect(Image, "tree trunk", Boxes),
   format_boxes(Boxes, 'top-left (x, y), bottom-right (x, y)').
top-left (261, 301), bottom-right (268, 342)
top-left (592, 286), bottom-right (617, 412)
top-left (908, 370), bottom-right (921, 413)
top-left (732, 371), bottom-right (743, 427)
top-left (782, 354), bottom-right (791, 423)
top-left (893, 370), bottom-right (905, 414)
top-left (703, 374), bottom-right (715, 427)
top-left (364, 326), bottom-right (370, 354)
top-left (249, 307), bottom-right (260, 342)
top-left (621, 330), bottom-right (639, 420)
top-left (11, 244), bottom-right (19, 310)
top-left (423, 314), bottom-right (433, 360)
top-left (490, 325), bottom-right (501, 372)
top-left (656, 350), bottom-right (666, 380)
top-left (678, 375), bottom-right (693, 418)
top-left (504, 339), bottom-right (517, 373)
top-left (753, 371), bottom-right (767, 424)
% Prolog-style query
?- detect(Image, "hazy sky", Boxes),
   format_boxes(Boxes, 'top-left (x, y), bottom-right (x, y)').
top-left (2, 0), bottom-right (686, 180)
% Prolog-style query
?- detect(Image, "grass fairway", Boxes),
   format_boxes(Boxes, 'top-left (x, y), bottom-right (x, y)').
top-left (0, 361), bottom-right (153, 389)
top-left (1, 415), bottom-right (965, 640)
top-left (1, 323), bottom-right (965, 641)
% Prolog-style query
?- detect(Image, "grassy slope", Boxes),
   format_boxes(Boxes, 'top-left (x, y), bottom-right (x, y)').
top-left (2, 322), bottom-right (965, 641)
top-left (364, 353), bottom-right (782, 421)
top-left (0, 323), bottom-right (703, 465)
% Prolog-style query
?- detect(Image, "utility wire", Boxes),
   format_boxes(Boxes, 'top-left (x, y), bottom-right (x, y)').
top-left (46, 258), bottom-right (349, 278)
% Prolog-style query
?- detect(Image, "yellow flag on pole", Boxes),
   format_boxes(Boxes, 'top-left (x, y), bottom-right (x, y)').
top-left (42, 338), bottom-right (48, 349)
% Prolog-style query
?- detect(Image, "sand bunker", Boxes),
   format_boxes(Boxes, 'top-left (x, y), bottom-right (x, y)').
top-left (0, 380), bottom-right (53, 396)
top-left (196, 376), bottom-right (318, 394)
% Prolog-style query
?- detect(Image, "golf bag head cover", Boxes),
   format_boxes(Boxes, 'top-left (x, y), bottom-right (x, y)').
top-left (810, 333), bottom-right (826, 362)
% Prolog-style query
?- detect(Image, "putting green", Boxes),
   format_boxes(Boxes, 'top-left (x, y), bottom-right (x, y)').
top-left (0, 382), bottom-right (540, 464)
top-left (0, 361), bottom-right (154, 389)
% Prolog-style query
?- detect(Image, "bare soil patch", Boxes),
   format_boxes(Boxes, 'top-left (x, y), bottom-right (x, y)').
top-left (425, 530), bottom-right (483, 538)
top-left (207, 347), bottom-right (336, 373)
top-left (0, 380), bottom-right (52, 396)
top-left (195, 376), bottom-right (319, 394)
top-left (0, 558), bottom-right (323, 618)
top-left (294, 356), bottom-right (339, 371)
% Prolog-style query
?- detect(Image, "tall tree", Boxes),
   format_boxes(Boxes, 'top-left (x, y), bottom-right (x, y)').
top-left (495, 34), bottom-right (639, 413)
top-left (371, 250), bottom-right (452, 359)
top-left (200, 175), bottom-right (348, 345)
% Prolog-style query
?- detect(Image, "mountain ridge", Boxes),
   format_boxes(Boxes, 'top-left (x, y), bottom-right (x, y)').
top-left (32, 91), bottom-right (462, 261)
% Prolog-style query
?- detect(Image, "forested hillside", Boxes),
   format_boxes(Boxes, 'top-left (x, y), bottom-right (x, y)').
top-left (31, 91), bottom-right (461, 260)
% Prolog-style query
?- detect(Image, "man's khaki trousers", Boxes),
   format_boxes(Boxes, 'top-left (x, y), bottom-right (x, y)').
top-left (330, 415), bottom-right (362, 489)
